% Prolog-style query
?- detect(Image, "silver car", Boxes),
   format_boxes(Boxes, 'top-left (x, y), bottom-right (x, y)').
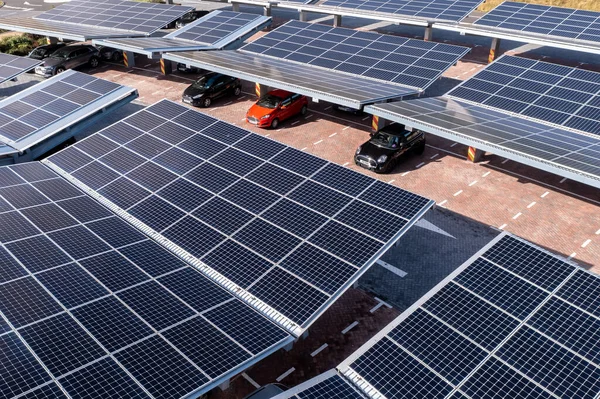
top-left (35, 44), bottom-right (100, 77)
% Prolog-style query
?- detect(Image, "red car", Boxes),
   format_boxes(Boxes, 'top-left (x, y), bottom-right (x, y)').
top-left (246, 89), bottom-right (308, 129)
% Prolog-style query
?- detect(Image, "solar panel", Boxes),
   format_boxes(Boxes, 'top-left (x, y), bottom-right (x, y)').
top-left (0, 162), bottom-right (292, 398)
top-left (320, 0), bottom-right (483, 22)
top-left (44, 99), bottom-right (434, 333)
top-left (474, 2), bottom-right (600, 43)
top-left (448, 55), bottom-right (600, 136)
top-left (241, 20), bottom-right (470, 90)
top-left (279, 233), bottom-right (600, 399)
top-left (0, 70), bottom-right (136, 154)
top-left (0, 54), bottom-right (41, 84)
top-left (168, 11), bottom-right (265, 45)
top-left (34, 0), bottom-right (192, 35)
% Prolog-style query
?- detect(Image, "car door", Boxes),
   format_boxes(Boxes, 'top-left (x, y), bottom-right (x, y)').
top-left (67, 49), bottom-right (84, 69)
top-left (279, 96), bottom-right (293, 121)
top-left (289, 94), bottom-right (303, 114)
top-left (211, 76), bottom-right (227, 99)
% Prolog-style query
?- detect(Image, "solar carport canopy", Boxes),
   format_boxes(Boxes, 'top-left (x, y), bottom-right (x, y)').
top-left (45, 99), bottom-right (434, 335)
top-left (94, 11), bottom-right (272, 58)
top-left (273, 232), bottom-right (600, 399)
top-left (366, 55), bottom-right (600, 188)
top-left (0, 162), bottom-right (293, 399)
top-left (0, 0), bottom-right (192, 42)
top-left (165, 21), bottom-right (470, 108)
top-left (0, 70), bottom-right (137, 157)
top-left (435, 2), bottom-right (600, 55)
top-left (0, 54), bottom-right (42, 85)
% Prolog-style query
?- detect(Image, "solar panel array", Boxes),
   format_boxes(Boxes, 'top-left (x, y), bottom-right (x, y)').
top-left (474, 2), bottom-right (600, 43)
top-left (0, 162), bottom-right (291, 399)
top-left (46, 99), bottom-right (433, 330)
top-left (167, 11), bottom-right (264, 45)
top-left (337, 234), bottom-right (600, 399)
top-left (448, 55), bottom-right (600, 135)
top-left (241, 20), bottom-right (469, 89)
top-left (320, 0), bottom-right (483, 22)
top-left (0, 71), bottom-right (122, 144)
top-left (0, 54), bottom-right (41, 84)
top-left (35, 0), bottom-right (192, 35)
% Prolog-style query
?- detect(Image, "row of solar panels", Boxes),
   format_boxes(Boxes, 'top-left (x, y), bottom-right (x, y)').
top-left (273, 233), bottom-right (600, 399)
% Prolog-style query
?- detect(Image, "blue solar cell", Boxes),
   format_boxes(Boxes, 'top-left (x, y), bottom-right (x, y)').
top-left (124, 111), bottom-right (167, 133)
top-left (0, 246), bottom-right (27, 283)
top-left (99, 147), bottom-right (146, 174)
top-left (125, 162), bottom-right (178, 192)
top-left (19, 383), bottom-right (68, 399)
top-left (246, 163), bottom-right (305, 195)
top-left (288, 180), bottom-right (352, 217)
top-left (148, 121), bottom-right (194, 145)
top-left (556, 270), bottom-right (600, 318)
top-left (48, 225), bottom-right (111, 259)
top-left (10, 163), bottom-right (56, 182)
top-left (75, 135), bottom-right (120, 159)
top-left (0, 184), bottom-right (50, 209)
top-left (233, 134), bottom-right (286, 160)
top-left (262, 199), bottom-right (328, 238)
top-left (119, 240), bottom-right (187, 277)
top-left (86, 217), bottom-right (146, 248)
top-left (312, 164), bottom-right (373, 196)
top-left (125, 134), bottom-right (170, 160)
top-left (201, 121), bottom-right (249, 145)
top-left (98, 177), bottom-right (151, 210)
top-left (0, 333), bottom-right (51, 398)
top-left (163, 216), bottom-right (225, 257)
top-left (56, 196), bottom-right (113, 223)
top-left (192, 197), bottom-right (253, 235)
top-left (115, 336), bottom-right (209, 399)
top-left (129, 195), bottom-right (185, 231)
top-left (153, 148), bottom-right (204, 175)
top-left (32, 178), bottom-right (82, 201)
top-left (0, 167), bottom-right (25, 187)
top-left (20, 313), bottom-right (106, 376)
top-left (5, 235), bottom-right (71, 273)
top-left (178, 134), bottom-right (227, 160)
top-left (163, 317), bottom-right (251, 378)
top-left (184, 162), bottom-right (238, 193)
top-left (71, 161), bottom-right (120, 190)
top-left (270, 147), bottom-right (328, 177)
top-left (359, 180), bottom-right (431, 219)
top-left (20, 203), bottom-right (78, 233)
top-left (117, 281), bottom-right (195, 331)
top-left (80, 251), bottom-right (149, 292)
top-left (234, 219), bottom-right (301, 262)
top-left (37, 263), bottom-right (108, 308)
top-left (211, 148), bottom-right (264, 176)
top-left (310, 221), bottom-right (381, 265)
top-left (61, 358), bottom-right (150, 399)
top-left (0, 277), bottom-right (62, 328)
top-left (220, 179), bottom-right (280, 214)
top-left (0, 211), bottom-right (40, 242)
top-left (336, 201), bottom-right (407, 242)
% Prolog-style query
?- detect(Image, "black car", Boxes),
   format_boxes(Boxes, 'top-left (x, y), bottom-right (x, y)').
top-left (182, 72), bottom-right (242, 107)
top-left (177, 63), bottom-right (202, 74)
top-left (28, 42), bottom-right (66, 60)
top-left (354, 124), bottom-right (426, 173)
top-left (96, 45), bottom-right (123, 62)
top-left (175, 10), bottom-right (210, 28)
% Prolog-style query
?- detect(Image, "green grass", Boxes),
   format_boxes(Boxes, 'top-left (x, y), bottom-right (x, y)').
top-left (0, 34), bottom-right (43, 56)
top-left (479, 0), bottom-right (600, 12)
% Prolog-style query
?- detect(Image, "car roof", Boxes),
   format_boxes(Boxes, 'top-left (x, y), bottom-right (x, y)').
top-left (268, 89), bottom-right (292, 98)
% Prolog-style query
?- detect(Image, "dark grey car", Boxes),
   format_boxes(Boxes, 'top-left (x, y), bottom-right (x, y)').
top-left (35, 44), bottom-right (100, 77)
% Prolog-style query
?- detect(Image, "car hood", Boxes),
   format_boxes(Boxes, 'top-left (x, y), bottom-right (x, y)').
top-left (183, 86), bottom-right (205, 97)
top-left (357, 140), bottom-right (397, 159)
top-left (247, 103), bottom-right (274, 119)
top-left (41, 57), bottom-right (64, 67)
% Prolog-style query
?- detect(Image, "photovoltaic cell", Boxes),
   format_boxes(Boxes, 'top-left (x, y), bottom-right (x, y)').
top-left (0, 53), bottom-right (41, 84)
top-left (45, 99), bottom-right (433, 331)
top-left (0, 277), bottom-right (62, 328)
top-left (475, 2), bottom-right (600, 44)
top-left (0, 333), bottom-right (51, 398)
top-left (241, 21), bottom-right (469, 90)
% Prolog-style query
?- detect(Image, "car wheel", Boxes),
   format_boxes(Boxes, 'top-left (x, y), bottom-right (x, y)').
top-left (202, 97), bottom-right (211, 108)
top-left (413, 140), bottom-right (426, 155)
top-left (233, 86), bottom-right (241, 96)
top-left (300, 105), bottom-right (307, 116)
top-left (111, 52), bottom-right (122, 62)
top-left (270, 118), bottom-right (279, 129)
top-left (55, 67), bottom-right (65, 75)
top-left (89, 56), bottom-right (100, 68)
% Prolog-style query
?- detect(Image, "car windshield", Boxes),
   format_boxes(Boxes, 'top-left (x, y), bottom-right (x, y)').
top-left (191, 75), bottom-right (216, 89)
top-left (30, 48), bottom-right (46, 56)
top-left (257, 94), bottom-right (281, 109)
top-left (370, 131), bottom-right (400, 148)
top-left (50, 49), bottom-right (70, 58)
top-left (181, 13), bottom-right (196, 22)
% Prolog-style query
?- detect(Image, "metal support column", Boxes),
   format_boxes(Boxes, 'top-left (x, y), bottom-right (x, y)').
top-left (299, 10), bottom-right (308, 22)
top-left (232, 2), bottom-right (240, 12)
top-left (489, 37), bottom-right (501, 63)
top-left (424, 26), bottom-right (433, 41)
top-left (160, 59), bottom-right (172, 75)
top-left (218, 379), bottom-right (230, 391)
top-left (123, 51), bottom-right (136, 68)
top-left (371, 114), bottom-right (385, 131)
top-left (467, 146), bottom-right (484, 162)
top-left (333, 14), bottom-right (342, 27)
top-left (47, 36), bottom-right (58, 45)
top-left (263, 5), bottom-right (271, 16)
top-left (255, 82), bottom-right (267, 98)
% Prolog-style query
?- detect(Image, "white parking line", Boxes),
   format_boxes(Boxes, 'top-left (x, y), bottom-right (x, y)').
top-left (324, 106), bottom-right (332, 111)
top-left (450, 142), bottom-right (458, 147)
top-left (376, 259), bottom-right (407, 277)
top-left (438, 200), bottom-right (447, 207)
top-left (513, 212), bottom-right (522, 220)
top-left (310, 344), bottom-right (328, 357)
top-left (430, 153), bottom-right (439, 159)
top-left (560, 177), bottom-right (567, 183)
top-left (527, 201), bottom-right (536, 208)
top-left (581, 239), bottom-right (591, 248)
top-left (301, 147), bottom-right (307, 151)
top-left (568, 252), bottom-right (576, 259)
top-left (453, 190), bottom-right (463, 196)
top-left (499, 223), bottom-right (507, 230)
top-left (313, 140), bottom-right (323, 145)
top-left (276, 368), bottom-right (295, 382)
top-left (223, 101), bottom-right (233, 106)
top-left (362, 116), bottom-right (371, 121)
top-left (401, 171), bottom-right (410, 176)
top-left (596, 229), bottom-right (600, 235)
top-left (342, 126), bottom-right (351, 130)
top-left (144, 63), bottom-right (152, 68)
top-left (501, 159), bottom-right (509, 164)
top-left (329, 132), bottom-right (337, 137)
top-left (541, 191), bottom-right (550, 198)
top-left (416, 162), bottom-right (425, 168)
top-left (343, 162), bottom-right (349, 166)
top-left (305, 114), bottom-right (314, 119)
top-left (291, 121), bottom-right (300, 126)
top-left (388, 179), bottom-right (395, 184)
top-left (341, 321), bottom-right (359, 334)
top-left (468, 180), bottom-right (477, 186)
top-left (242, 373), bottom-right (260, 389)
top-left (482, 171), bottom-right (491, 177)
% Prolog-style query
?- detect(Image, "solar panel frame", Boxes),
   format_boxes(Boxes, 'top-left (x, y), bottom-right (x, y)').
top-left (0, 162), bottom-right (293, 399)
top-left (44, 99), bottom-right (434, 334)
top-left (0, 54), bottom-right (42, 84)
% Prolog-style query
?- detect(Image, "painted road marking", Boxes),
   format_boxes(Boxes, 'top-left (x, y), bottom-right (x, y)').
top-left (362, 116), bottom-right (371, 121)
top-left (482, 171), bottom-right (491, 177)
top-left (265, 134), bottom-right (270, 137)
top-left (291, 121), bottom-right (300, 126)
top-left (310, 344), bottom-right (328, 357)
top-left (430, 153), bottom-right (439, 159)
top-left (324, 106), bottom-right (332, 111)
top-left (541, 191), bottom-right (549, 198)
top-left (454, 190), bottom-right (463, 196)
top-left (376, 259), bottom-right (407, 278)
top-left (343, 126), bottom-right (351, 130)
top-left (596, 229), bottom-right (600, 235)
top-left (342, 321), bottom-right (359, 334)
top-left (560, 177), bottom-right (567, 183)
top-left (581, 239), bottom-right (591, 248)
top-left (469, 180), bottom-right (477, 186)
top-left (388, 179), bottom-right (395, 184)
top-left (568, 252), bottom-right (576, 259)
top-left (450, 143), bottom-right (458, 147)
top-left (438, 200), bottom-right (447, 207)
top-left (416, 162), bottom-right (425, 168)
top-left (223, 101), bottom-right (233, 106)
top-left (276, 368), bottom-right (295, 382)
top-left (305, 114), bottom-right (313, 119)
top-left (527, 202), bottom-right (536, 208)
top-left (401, 171), bottom-right (410, 176)
top-left (513, 212), bottom-right (522, 220)
top-left (499, 223), bottom-right (507, 230)
top-left (301, 147), bottom-right (307, 151)
top-left (313, 140), bottom-right (323, 145)
top-left (242, 373), bottom-right (260, 389)
top-left (501, 159), bottom-right (509, 164)
top-left (343, 162), bottom-right (349, 166)
top-left (329, 132), bottom-right (337, 137)
top-left (144, 63), bottom-right (152, 68)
